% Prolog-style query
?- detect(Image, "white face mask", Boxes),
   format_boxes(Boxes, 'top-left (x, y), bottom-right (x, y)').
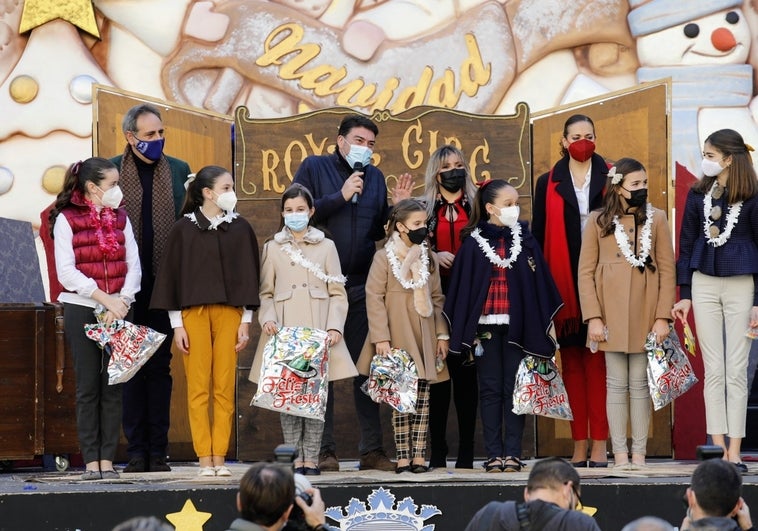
top-left (344, 144), bottom-right (372, 169)
top-left (214, 190), bottom-right (238, 212)
top-left (701, 158), bottom-right (724, 178)
top-left (98, 185), bottom-right (123, 209)
top-left (497, 205), bottom-right (520, 227)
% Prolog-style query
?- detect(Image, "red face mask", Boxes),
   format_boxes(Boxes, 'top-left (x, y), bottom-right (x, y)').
top-left (567, 138), bottom-right (596, 163)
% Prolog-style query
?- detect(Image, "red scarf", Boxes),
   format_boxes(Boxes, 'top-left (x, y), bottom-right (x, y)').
top-left (543, 166), bottom-right (581, 336)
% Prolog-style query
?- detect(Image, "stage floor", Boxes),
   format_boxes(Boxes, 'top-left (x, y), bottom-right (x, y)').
top-left (1, 459), bottom-right (756, 531)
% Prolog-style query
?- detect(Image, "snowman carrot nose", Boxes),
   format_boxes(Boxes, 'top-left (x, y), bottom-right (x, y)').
top-left (711, 27), bottom-right (737, 52)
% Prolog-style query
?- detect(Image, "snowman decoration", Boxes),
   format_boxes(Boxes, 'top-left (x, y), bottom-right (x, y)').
top-left (630, 0), bottom-right (757, 177)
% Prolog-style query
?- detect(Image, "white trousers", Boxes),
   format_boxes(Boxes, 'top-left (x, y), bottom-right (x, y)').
top-left (692, 271), bottom-right (753, 438)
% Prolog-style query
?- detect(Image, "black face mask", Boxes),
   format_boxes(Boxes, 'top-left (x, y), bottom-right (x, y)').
top-left (438, 168), bottom-right (467, 193)
top-left (623, 187), bottom-right (648, 208)
top-left (406, 227), bottom-right (428, 245)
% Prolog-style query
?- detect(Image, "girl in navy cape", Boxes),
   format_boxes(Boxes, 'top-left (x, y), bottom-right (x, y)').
top-left (443, 179), bottom-right (563, 473)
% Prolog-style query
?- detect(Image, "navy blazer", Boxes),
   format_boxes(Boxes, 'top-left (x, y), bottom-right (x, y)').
top-left (676, 187), bottom-right (758, 304)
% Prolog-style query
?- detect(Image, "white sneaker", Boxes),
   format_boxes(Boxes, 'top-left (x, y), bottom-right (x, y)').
top-left (215, 465), bottom-right (231, 477)
top-left (198, 466), bottom-right (216, 477)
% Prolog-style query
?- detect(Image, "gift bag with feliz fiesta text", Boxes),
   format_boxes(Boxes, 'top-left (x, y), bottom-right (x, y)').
top-left (645, 328), bottom-right (698, 411)
top-left (512, 355), bottom-right (573, 420)
top-left (251, 326), bottom-right (330, 421)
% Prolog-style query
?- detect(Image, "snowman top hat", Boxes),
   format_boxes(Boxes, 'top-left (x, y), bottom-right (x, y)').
top-left (628, 0), bottom-right (742, 37)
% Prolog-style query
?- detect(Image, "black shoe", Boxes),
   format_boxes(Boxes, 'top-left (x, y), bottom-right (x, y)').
top-left (149, 455), bottom-right (171, 472)
top-left (123, 457), bottom-right (146, 473)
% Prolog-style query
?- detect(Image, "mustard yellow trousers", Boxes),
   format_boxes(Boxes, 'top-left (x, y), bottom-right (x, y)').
top-left (182, 305), bottom-right (241, 458)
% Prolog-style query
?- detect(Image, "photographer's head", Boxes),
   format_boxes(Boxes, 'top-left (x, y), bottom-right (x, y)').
top-left (524, 457), bottom-right (583, 511)
top-left (687, 459), bottom-right (742, 519)
top-left (238, 463), bottom-right (295, 528)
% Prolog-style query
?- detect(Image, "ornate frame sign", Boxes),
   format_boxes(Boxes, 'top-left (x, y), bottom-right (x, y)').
top-left (326, 487), bottom-right (442, 530)
top-left (234, 103), bottom-right (531, 210)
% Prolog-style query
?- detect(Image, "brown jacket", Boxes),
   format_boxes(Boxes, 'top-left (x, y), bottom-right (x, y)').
top-left (250, 227), bottom-right (357, 383)
top-left (578, 207), bottom-right (676, 353)
top-left (357, 245), bottom-right (449, 382)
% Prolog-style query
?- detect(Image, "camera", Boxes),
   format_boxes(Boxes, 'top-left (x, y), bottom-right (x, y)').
top-left (274, 445), bottom-right (313, 531)
top-left (696, 444), bottom-right (724, 461)
top-left (283, 473), bottom-right (313, 531)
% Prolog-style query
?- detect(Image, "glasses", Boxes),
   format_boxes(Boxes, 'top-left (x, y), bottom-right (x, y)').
top-left (572, 486), bottom-right (584, 512)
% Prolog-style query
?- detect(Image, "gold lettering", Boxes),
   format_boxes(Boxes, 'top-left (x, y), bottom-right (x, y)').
top-left (303, 134), bottom-right (328, 156)
top-left (470, 140), bottom-right (491, 182)
top-left (371, 78), bottom-right (400, 111)
top-left (256, 25), bottom-right (489, 114)
top-left (391, 67), bottom-right (433, 114)
top-left (460, 34), bottom-right (490, 97)
top-left (401, 121), bottom-right (425, 170)
top-left (335, 79), bottom-right (380, 108)
top-left (257, 24), bottom-right (321, 80)
top-left (428, 69), bottom-right (460, 108)
top-left (283, 140), bottom-right (309, 182)
top-left (261, 149), bottom-right (286, 193)
top-left (299, 64), bottom-right (348, 97)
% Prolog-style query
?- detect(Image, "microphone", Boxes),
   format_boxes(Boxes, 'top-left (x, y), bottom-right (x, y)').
top-left (351, 161), bottom-right (364, 204)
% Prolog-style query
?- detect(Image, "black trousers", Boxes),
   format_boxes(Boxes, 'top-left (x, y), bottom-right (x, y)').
top-left (64, 303), bottom-right (124, 464)
top-left (320, 284), bottom-right (384, 456)
top-left (121, 275), bottom-right (173, 459)
top-left (428, 351), bottom-right (478, 467)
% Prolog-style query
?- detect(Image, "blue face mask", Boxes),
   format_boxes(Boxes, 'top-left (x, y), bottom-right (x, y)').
top-left (284, 211), bottom-right (309, 232)
top-left (134, 137), bottom-right (165, 162)
top-left (344, 144), bottom-right (372, 169)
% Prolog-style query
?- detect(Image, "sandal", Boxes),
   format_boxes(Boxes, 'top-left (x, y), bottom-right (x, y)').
top-left (483, 457), bottom-right (504, 473)
top-left (503, 456), bottom-right (525, 473)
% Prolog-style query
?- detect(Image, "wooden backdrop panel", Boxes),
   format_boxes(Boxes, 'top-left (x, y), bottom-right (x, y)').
top-left (234, 105), bottom-right (532, 461)
top-left (531, 80), bottom-right (673, 458)
top-left (93, 86), bottom-right (234, 461)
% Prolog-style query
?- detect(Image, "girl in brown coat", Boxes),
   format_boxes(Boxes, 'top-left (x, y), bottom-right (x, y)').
top-left (357, 199), bottom-right (449, 473)
top-left (578, 157), bottom-right (676, 469)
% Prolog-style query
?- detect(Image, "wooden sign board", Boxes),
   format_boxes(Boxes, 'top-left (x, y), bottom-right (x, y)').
top-left (235, 104), bottom-right (530, 460)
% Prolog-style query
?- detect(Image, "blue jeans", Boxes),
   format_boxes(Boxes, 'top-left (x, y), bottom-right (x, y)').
top-left (475, 324), bottom-right (524, 459)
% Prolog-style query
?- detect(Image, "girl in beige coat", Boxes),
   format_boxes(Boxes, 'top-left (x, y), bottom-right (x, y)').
top-left (357, 199), bottom-right (449, 473)
top-left (578, 158), bottom-right (676, 470)
top-left (250, 184), bottom-right (357, 475)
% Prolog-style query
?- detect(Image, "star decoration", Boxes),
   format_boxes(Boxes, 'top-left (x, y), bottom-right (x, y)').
top-left (166, 499), bottom-right (212, 531)
top-left (19, 0), bottom-right (100, 38)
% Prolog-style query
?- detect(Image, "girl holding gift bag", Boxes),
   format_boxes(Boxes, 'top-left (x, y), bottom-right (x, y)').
top-left (250, 183), bottom-right (357, 475)
top-left (578, 157), bottom-right (676, 469)
top-left (443, 180), bottom-right (563, 473)
top-left (50, 157), bottom-right (141, 480)
top-left (357, 199), bottom-right (449, 474)
top-left (150, 165), bottom-right (260, 477)
top-left (672, 129), bottom-right (758, 473)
